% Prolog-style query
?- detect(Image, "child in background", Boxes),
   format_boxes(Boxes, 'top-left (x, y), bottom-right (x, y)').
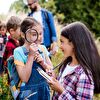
top-left (0, 22), bottom-right (7, 74)
top-left (3, 16), bottom-right (22, 69)
top-left (48, 22), bottom-right (100, 99)
top-left (14, 17), bottom-right (53, 99)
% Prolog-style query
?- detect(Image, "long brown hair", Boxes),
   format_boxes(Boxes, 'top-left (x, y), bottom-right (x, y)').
top-left (60, 22), bottom-right (100, 93)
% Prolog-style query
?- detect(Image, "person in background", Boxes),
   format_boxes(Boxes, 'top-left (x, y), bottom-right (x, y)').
top-left (48, 22), bottom-right (100, 99)
top-left (27, 0), bottom-right (58, 56)
top-left (14, 17), bottom-right (53, 99)
top-left (3, 16), bottom-right (22, 70)
top-left (0, 22), bottom-right (7, 74)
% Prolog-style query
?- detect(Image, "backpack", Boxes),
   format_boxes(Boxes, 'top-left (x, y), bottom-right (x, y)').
top-left (7, 55), bottom-right (21, 100)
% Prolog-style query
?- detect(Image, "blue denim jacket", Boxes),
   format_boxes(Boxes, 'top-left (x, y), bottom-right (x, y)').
top-left (28, 9), bottom-right (57, 47)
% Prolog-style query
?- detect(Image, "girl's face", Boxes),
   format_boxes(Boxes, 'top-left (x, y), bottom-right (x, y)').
top-left (0, 27), bottom-right (6, 36)
top-left (10, 27), bottom-right (21, 40)
top-left (60, 35), bottom-right (74, 58)
top-left (25, 26), bottom-right (43, 44)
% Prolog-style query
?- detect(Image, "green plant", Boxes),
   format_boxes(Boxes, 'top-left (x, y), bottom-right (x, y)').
top-left (0, 74), bottom-right (13, 100)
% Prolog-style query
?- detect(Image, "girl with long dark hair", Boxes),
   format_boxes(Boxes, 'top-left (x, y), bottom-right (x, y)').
top-left (49, 22), bottom-right (100, 99)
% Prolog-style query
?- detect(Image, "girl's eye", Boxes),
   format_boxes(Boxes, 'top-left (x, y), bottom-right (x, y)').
top-left (32, 34), bottom-right (37, 36)
top-left (30, 32), bottom-right (37, 36)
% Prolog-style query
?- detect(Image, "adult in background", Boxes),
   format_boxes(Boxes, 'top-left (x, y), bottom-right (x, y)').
top-left (26, 0), bottom-right (58, 56)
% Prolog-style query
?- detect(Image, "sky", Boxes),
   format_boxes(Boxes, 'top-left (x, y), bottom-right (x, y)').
top-left (0, 0), bottom-right (18, 14)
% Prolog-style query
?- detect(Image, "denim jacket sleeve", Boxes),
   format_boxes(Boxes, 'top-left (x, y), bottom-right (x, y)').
top-left (47, 11), bottom-right (57, 42)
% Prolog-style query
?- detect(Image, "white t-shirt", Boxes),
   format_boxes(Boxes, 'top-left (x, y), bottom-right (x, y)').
top-left (32, 10), bottom-right (44, 43)
top-left (59, 64), bottom-right (79, 84)
top-left (32, 10), bottom-right (43, 27)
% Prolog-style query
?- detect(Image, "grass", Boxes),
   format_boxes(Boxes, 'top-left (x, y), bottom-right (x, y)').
top-left (0, 74), bottom-right (13, 100)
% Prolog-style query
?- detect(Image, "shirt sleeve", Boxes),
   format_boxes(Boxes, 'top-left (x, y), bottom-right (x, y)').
top-left (76, 73), bottom-right (94, 99)
top-left (14, 48), bottom-right (25, 66)
top-left (58, 90), bottom-right (75, 100)
top-left (48, 11), bottom-right (57, 42)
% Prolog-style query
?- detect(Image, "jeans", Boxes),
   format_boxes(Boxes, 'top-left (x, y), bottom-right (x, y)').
top-left (18, 61), bottom-right (50, 100)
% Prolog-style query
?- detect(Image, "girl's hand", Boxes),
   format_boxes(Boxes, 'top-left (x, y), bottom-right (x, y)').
top-left (46, 69), bottom-right (56, 78)
top-left (48, 77), bottom-right (64, 94)
top-left (50, 42), bottom-right (58, 55)
top-left (35, 53), bottom-right (44, 64)
top-left (29, 43), bottom-right (39, 54)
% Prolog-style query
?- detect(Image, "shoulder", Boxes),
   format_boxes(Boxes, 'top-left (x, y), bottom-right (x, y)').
top-left (39, 44), bottom-right (49, 56)
top-left (39, 45), bottom-right (46, 52)
top-left (75, 66), bottom-right (93, 83)
top-left (39, 45), bottom-right (48, 52)
top-left (14, 46), bottom-right (23, 52)
top-left (41, 8), bottom-right (52, 15)
top-left (14, 46), bottom-right (24, 56)
top-left (39, 44), bottom-right (46, 49)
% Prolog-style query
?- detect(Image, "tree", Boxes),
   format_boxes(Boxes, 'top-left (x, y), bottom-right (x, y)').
top-left (10, 0), bottom-right (100, 37)
top-left (54, 0), bottom-right (100, 37)
top-left (9, 0), bottom-right (28, 13)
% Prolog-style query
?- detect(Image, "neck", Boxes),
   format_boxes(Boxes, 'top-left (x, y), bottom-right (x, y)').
top-left (23, 43), bottom-right (30, 51)
top-left (69, 56), bottom-right (79, 66)
top-left (36, 4), bottom-right (41, 11)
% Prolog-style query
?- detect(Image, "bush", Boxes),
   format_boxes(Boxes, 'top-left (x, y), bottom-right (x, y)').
top-left (0, 74), bottom-right (13, 100)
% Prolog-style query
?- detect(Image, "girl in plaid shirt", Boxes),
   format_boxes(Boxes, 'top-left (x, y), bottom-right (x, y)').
top-left (48, 22), bottom-right (100, 100)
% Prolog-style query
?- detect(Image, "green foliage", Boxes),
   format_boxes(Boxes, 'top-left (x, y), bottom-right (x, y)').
top-left (53, 0), bottom-right (100, 37)
top-left (10, 0), bottom-right (29, 13)
top-left (40, 0), bottom-right (56, 14)
top-left (10, 0), bottom-right (100, 37)
top-left (0, 74), bottom-right (13, 100)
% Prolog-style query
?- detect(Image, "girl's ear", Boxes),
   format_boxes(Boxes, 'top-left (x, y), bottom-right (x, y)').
top-left (69, 42), bottom-right (74, 49)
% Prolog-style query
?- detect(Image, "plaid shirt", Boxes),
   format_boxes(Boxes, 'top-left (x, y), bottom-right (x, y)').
top-left (53, 65), bottom-right (94, 100)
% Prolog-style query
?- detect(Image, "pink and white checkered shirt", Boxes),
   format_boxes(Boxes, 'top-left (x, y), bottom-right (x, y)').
top-left (52, 65), bottom-right (94, 100)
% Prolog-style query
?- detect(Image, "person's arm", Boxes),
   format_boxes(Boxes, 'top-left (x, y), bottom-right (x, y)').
top-left (76, 73), bottom-right (94, 99)
top-left (58, 73), bottom-right (94, 100)
top-left (14, 49), bottom-right (35, 83)
top-left (48, 11), bottom-right (57, 43)
top-left (49, 77), bottom-right (76, 100)
top-left (48, 12), bottom-right (58, 55)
